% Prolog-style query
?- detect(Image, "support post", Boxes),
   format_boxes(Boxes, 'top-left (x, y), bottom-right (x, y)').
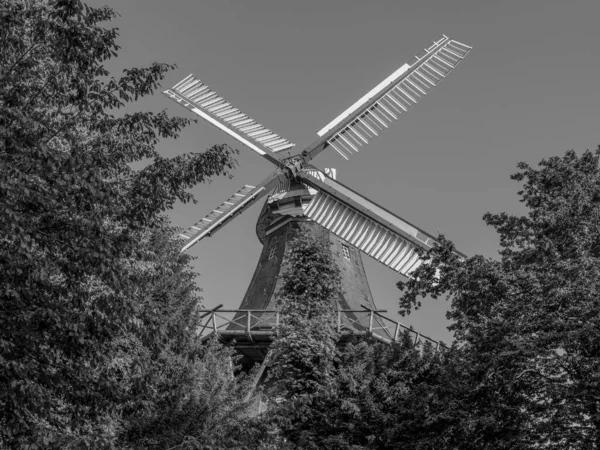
top-left (197, 314), bottom-right (211, 339)
top-left (197, 304), bottom-right (223, 338)
top-left (244, 352), bottom-right (271, 403)
top-left (369, 310), bottom-right (374, 333)
top-left (394, 323), bottom-right (400, 342)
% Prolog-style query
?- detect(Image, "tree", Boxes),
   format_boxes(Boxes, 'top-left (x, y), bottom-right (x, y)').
top-left (398, 147), bottom-right (600, 449)
top-left (261, 226), bottom-right (468, 450)
top-left (264, 226), bottom-right (343, 447)
top-left (120, 336), bottom-right (263, 450)
top-left (0, 0), bottom-right (238, 447)
top-left (277, 335), bottom-right (464, 450)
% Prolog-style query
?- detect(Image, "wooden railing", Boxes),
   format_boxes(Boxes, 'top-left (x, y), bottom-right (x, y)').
top-left (197, 305), bottom-right (446, 350)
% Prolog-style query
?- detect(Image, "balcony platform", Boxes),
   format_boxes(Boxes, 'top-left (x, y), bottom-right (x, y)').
top-left (198, 306), bottom-right (445, 365)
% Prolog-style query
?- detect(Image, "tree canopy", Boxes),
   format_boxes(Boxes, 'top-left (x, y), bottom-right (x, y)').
top-left (260, 147), bottom-right (600, 450)
top-left (264, 227), bottom-right (343, 447)
top-left (1, 0), bottom-right (240, 447)
top-left (399, 147), bottom-right (600, 449)
top-left (255, 227), bottom-right (463, 450)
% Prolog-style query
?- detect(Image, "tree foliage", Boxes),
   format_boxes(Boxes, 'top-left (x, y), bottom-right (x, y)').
top-left (121, 338), bottom-right (263, 450)
top-left (0, 0), bottom-right (239, 447)
top-left (264, 226), bottom-right (343, 446)
top-left (399, 147), bottom-right (600, 449)
top-left (263, 148), bottom-right (600, 450)
top-left (276, 335), bottom-right (465, 450)
top-left (259, 229), bottom-right (457, 450)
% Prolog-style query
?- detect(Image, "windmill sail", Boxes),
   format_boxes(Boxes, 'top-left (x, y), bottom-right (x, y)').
top-left (179, 185), bottom-right (261, 252)
top-left (306, 190), bottom-right (425, 276)
top-left (300, 169), bottom-right (465, 277)
top-left (163, 75), bottom-right (294, 166)
top-left (307, 35), bottom-right (471, 160)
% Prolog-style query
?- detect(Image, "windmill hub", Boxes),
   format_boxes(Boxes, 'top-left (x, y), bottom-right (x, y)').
top-left (279, 156), bottom-right (306, 181)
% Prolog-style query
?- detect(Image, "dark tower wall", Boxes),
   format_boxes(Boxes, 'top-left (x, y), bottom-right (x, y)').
top-left (229, 182), bottom-right (388, 364)
top-left (238, 219), bottom-right (377, 313)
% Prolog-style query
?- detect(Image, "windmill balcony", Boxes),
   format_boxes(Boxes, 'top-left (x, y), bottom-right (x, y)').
top-left (197, 306), bottom-right (445, 365)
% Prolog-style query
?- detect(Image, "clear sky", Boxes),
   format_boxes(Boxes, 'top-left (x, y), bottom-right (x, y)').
top-left (88, 0), bottom-right (600, 343)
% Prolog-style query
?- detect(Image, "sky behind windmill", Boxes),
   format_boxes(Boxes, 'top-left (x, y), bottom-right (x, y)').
top-left (88, 0), bottom-right (600, 343)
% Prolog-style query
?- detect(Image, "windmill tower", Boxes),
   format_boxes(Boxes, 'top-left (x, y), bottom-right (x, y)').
top-left (164, 35), bottom-right (471, 364)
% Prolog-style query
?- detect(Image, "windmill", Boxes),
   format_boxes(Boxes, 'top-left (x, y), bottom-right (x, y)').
top-left (164, 35), bottom-right (471, 364)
